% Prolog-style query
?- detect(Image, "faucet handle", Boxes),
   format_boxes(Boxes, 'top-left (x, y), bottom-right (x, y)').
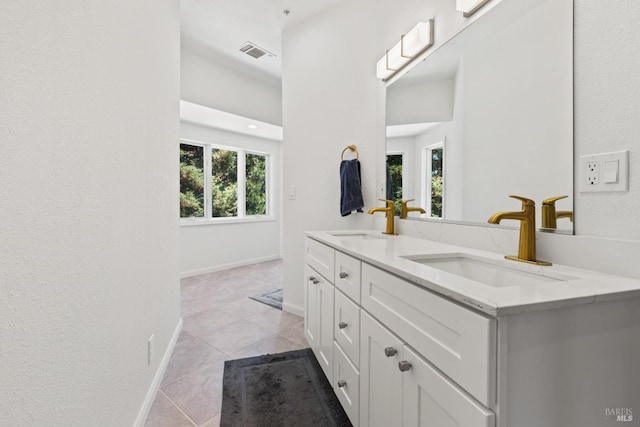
top-left (508, 195), bottom-right (535, 207)
top-left (542, 195), bottom-right (568, 206)
top-left (401, 199), bottom-right (415, 204)
top-left (378, 199), bottom-right (395, 208)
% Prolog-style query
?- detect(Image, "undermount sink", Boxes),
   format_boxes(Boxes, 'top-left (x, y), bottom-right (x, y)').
top-left (330, 233), bottom-right (385, 241)
top-left (401, 253), bottom-right (574, 288)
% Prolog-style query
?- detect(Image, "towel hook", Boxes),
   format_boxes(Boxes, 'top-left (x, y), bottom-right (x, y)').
top-left (341, 145), bottom-right (359, 160)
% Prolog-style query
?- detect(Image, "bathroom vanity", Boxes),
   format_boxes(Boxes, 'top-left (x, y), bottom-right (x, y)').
top-left (303, 231), bottom-right (640, 427)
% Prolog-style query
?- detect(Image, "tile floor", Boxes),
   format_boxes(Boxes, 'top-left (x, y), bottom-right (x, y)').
top-left (144, 259), bottom-right (307, 427)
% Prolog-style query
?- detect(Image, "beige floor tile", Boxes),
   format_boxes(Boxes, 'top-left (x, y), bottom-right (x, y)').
top-left (162, 333), bottom-right (226, 386)
top-left (199, 414), bottom-right (220, 427)
top-left (278, 320), bottom-right (307, 346)
top-left (199, 319), bottom-right (278, 355)
top-left (144, 391), bottom-right (195, 427)
top-left (161, 359), bottom-right (226, 425)
top-left (228, 334), bottom-right (307, 360)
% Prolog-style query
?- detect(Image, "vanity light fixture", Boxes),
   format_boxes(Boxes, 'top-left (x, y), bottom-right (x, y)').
top-left (376, 20), bottom-right (434, 82)
top-left (456, 0), bottom-right (491, 17)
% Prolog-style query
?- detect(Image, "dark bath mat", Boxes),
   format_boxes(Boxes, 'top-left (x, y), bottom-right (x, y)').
top-left (249, 288), bottom-right (283, 310)
top-left (220, 348), bottom-right (352, 427)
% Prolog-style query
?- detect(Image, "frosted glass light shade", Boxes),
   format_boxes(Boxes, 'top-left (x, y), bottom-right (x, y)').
top-left (376, 20), bottom-right (434, 80)
top-left (456, 0), bottom-right (491, 17)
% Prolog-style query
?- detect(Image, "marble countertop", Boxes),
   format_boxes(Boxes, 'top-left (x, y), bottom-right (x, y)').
top-left (306, 230), bottom-right (640, 316)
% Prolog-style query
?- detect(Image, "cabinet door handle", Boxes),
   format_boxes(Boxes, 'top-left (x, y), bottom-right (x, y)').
top-left (337, 380), bottom-right (347, 388)
top-left (313, 279), bottom-right (320, 284)
top-left (309, 276), bottom-right (316, 281)
top-left (338, 321), bottom-right (348, 329)
top-left (384, 347), bottom-right (397, 357)
top-left (398, 361), bottom-right (412, 372)
top-left (339, 272), bottom-right (349, 279)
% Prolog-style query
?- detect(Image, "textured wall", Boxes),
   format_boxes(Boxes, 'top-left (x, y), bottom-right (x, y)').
top-left (574, 0), bottom-right (640, 239)
top-left (0, 1), bottom-right (181, 425)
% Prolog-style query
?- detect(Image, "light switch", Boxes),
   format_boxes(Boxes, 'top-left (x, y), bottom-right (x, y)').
top-left (579, 150), bottom-right (628, 192)
top-left (603, 160), bottom-right (619, 184)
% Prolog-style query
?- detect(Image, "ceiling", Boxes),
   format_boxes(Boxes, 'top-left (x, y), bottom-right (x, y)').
top-left (180, 0), bottom-right (345, 80)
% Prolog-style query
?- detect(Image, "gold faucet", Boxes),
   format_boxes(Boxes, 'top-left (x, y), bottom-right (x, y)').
top-left (541, 195), bottom-right (573, 229)
top-left (487, 195), bottom-right (551, 266)
top-left (400, 199), bottom-right (426, 219)
top-left (368, 199), bottom-right (396, 235)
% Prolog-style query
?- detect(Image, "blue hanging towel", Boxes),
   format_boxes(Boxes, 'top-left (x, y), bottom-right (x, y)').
top-left (340, 159), bottom-right (364, 216)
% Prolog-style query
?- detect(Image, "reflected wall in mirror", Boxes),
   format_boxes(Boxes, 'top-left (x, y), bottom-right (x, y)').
top-left (385, 0), bottom-right (573, 232)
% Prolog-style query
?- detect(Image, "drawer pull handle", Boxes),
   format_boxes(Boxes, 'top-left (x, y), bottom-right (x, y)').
top-left (384, 347), bottom-right (397, 357)
top-left (339, 272), bottom-right (349, 279)
top-left (338, 321), bottom-right (348, 329)
top-left (398, 361), bottom-right (412, 372)
top-left (337, 380), bottom-right (347, 388)
top-left (309, 276), bottom-right (316, 281)
top-left (313, 279), bottom-right (319, 284)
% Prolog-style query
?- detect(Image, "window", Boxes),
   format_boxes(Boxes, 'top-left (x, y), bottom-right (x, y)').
top-left (422, 142), bottom-right (444, 218)
top-left (386, 153), bottom-right (404, 216)
top-left (180, 140), bottom-right (270, 221)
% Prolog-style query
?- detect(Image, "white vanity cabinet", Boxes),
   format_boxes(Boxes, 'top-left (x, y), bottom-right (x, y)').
top-left (304, 264), bottom-right (334, 383)
top-left (305, 232), bottom-right (640, 427)
top-left (305, 237), bottom-right (496, 426)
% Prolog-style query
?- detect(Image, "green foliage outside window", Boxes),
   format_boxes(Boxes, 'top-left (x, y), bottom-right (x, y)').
top-left (246, 154), bottom-right (267, 215)
top-left (431, 148), bottom-right (443, 218)
top-left (180, 144), bottom-right (204, 218)
top-left (387, 154), bottom-right (403, 216)
top-left (212, 149), bottom-right (238, 217)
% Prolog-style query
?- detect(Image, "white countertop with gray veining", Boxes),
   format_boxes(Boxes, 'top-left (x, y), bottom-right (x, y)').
top-left (306, 230), bottom-right (640, 316)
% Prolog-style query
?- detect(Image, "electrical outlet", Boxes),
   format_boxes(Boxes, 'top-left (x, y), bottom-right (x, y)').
top-left (148, 335), bottom-right (154, 365)
top-left (586, 161), bottom-right (599, 186)
top-left (580, 151), bottom-right (629, 193)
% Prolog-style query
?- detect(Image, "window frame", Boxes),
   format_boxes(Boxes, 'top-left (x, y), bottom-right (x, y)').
top-left (420, 139), bottom-right (446, 219)
top-left (180, 138), bottom-right (273, 225)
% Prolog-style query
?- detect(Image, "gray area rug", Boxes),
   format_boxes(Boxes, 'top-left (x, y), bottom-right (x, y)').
top-left (249, 288), bottom-right (283, 310)
top-left (220, 348), bottom-right (352, 427)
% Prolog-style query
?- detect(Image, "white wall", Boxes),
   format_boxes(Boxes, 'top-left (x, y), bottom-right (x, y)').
top-left (281, 0), bottom-right (382, 314)
top-left (181, 47), bottom-right (283, 126)
top-left (0, 1), bottom-right (180, 426)
top-left (574, 0), bottom-right (640, 239)
top-left (180, 122), bottom-right (282, 276)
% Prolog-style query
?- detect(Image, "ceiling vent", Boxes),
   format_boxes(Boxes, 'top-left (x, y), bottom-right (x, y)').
top-left (239, 42), bottom-right (276, 60)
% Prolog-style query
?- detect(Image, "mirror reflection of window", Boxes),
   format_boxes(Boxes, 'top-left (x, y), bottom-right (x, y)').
top-left (386, 153), bottom-right (404, 216)
top-left (422, 143), bottom-right (444, 218)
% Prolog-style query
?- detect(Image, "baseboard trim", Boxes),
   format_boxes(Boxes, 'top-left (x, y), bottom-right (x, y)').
top-left (134, 317), bottom-right (183, 427)
top-left (283, 301), bottom-right (303, 317)
top-left (180, 254), bottom-right (282, 278)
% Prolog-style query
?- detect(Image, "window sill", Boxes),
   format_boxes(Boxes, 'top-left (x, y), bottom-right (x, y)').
top-left (180, 216), bottom-right (276, 227)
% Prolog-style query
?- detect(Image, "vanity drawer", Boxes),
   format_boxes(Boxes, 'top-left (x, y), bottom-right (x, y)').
top-left (333, 341), bottom-right (360, 427)
top-left (335, 251), bottom-right (361, 304)
top-left (305, 238), bottom-right (335, 282)
top-left (334, 289), bottom-right (360, 369)
top-left (361, 264), bottom-right (496, 407)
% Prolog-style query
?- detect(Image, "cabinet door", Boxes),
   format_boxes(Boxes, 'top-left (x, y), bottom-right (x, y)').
top-left (362, 264), bottom-right (496, 406)
top-left (360, 312), bottom-right (403, 427)
top-left (304, 265), bottom-right (319, 348)
top-left (401, 345), bottom-right (495, 427)
top-left (316, 276), bottom-right (335, 383)
top-left (333, 342), bottom-right (360, 426)
top-left (334, 289), bottom-right (360, 368)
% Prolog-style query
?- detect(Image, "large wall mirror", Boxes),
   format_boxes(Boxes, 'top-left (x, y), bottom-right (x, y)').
top-left (386, 0), bottom-right (574, 232)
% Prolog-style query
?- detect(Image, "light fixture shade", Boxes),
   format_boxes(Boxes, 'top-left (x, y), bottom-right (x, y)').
top-left (402, 21), bottom-right (433, 57)
top-left (456, 0), bottom-right (491, 17)
top-left (376, 20), bottom-right (434, 80)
